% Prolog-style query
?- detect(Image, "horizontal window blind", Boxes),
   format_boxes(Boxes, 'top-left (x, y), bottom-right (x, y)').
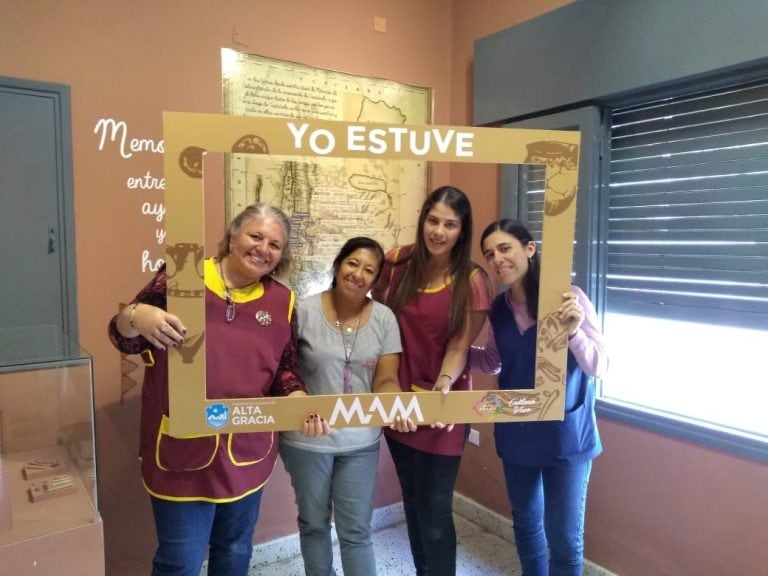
top-left (519, 164), bottom-right (580, 284)
top-left (608, 82), bottom-right (768, 329)
top-left (519, 165), bottom-right (546, 241)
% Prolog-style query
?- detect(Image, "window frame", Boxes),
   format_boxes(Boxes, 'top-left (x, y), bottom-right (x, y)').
top-left (501, 89), bottom-right (768, 464)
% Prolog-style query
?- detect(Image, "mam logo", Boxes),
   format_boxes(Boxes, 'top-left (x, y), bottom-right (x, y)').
top-left (205, 403), bottom-right (229, 429)
top-left (329, 395), bottom-right (424, 426)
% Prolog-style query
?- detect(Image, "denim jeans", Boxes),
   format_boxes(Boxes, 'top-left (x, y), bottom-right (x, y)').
top-left (386, 436), bottom-right (461, 576)
top-left (280, 441), bottom-right (380, 576)
top-left (150, 489), bottom-right (262, 576)
top-left (502, 459), bottom-right (593, 576)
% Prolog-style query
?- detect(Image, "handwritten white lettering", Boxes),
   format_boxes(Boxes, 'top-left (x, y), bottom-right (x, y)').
top-left (508, 397), bottom-right (538, 415)
top-left (141, 202), bottom-right (166, 223)
top-left (141, 250), bottom-right (164, 273)
top-left (127, 170), bottom-right (165, 190)
top-left (93, 118), bottom-right (164, 159)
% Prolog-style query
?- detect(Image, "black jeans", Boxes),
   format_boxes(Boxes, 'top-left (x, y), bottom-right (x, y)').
top-left (386, 436), bottom-right (461, 576)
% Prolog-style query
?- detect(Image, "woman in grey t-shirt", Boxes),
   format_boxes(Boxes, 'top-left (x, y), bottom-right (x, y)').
top-left (280, 237), bottom-right (413, 576)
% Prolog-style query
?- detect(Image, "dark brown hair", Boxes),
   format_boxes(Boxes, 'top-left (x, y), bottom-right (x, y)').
top-left (330, 237), bottom-right (385, 289)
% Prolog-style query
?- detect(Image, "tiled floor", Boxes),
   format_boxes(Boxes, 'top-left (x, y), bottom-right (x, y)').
top-left (250, 507), bottom-right (522, 576)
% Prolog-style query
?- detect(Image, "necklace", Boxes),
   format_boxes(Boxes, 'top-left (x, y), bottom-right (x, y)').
top-left (331, 293), bottom-right (364, 394)
top-left (423, 268), bottom-right (450, 290)
top-left (219, 260), bottom-right (236, 323)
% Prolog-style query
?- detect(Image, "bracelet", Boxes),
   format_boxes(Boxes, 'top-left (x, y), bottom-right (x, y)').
top-left (129, 303), bottom-right (139, 329)
top-left (439, 373), bottom-right (453, 383)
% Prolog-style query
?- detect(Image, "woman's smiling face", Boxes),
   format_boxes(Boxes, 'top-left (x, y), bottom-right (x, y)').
top-left (334, 247), bottom-right (382, 300)
top-left (227, 216), bottom-right (286, 283)
top-left (481, 229), bottom-right (536, 289)
top-left (422, 201), bottom-right (462, 260)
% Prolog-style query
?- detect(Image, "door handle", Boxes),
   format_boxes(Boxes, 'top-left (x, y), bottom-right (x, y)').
top-left (48, 227), bottom-right (56, 254)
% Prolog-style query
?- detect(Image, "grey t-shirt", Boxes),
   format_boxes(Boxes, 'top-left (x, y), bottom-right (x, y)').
top-left (280, 292), bottom-right (402, 453)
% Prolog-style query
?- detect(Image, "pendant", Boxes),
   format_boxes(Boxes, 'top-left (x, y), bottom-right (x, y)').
top-left (343, 360), bottom-right (352, 394)
top-left (255, 310), bottom-right (272, 326)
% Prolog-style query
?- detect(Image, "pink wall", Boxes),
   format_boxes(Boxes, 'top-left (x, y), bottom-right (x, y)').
top-left (3, 1), bottom-right (766, 574)
top-left (588, 420), bottom-right (768, 575)
top-left (1, 1), bottom-right (453, 573)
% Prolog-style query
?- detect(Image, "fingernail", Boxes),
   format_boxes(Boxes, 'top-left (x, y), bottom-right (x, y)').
top-left (305, 419), bottom-right (310, 424)
top-left (309, 414), bottom-right (316, 420)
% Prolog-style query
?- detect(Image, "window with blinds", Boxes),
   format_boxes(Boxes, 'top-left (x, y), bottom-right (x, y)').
top-left (518, 163), bottom-right (582, 285)
top-left (507, 93), bottom-right (768, 451)
top-left (607, 82), bottom-right (768, 330)
top-left (600, 80), bottom-right (768, 452)
top-left (518, 164), bottom-right (546, 240)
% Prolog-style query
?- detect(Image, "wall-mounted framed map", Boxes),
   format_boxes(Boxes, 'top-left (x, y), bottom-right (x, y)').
top-left (222, 49), bottom-right (432, 296)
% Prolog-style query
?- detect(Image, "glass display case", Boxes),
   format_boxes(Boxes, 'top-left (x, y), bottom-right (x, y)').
top-left (0, 326), bottom-right (103, 575)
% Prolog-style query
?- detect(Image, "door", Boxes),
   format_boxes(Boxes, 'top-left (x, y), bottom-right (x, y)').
top-left (0, 77), bottom-right (78, 362)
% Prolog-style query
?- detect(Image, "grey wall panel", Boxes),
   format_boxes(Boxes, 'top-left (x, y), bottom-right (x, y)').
top-left (474, 0), bottom-right (768, 125)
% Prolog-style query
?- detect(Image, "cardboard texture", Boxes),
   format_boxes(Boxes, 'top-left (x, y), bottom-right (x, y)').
top-left (163, 114), bottom-right (579, 435)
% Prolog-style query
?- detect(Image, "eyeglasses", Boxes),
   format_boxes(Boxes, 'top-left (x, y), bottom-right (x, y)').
top-left (225, 289), bottom-right (236, 323)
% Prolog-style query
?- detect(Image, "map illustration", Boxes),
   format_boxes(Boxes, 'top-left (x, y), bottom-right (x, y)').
top-left (222, 50), bottom-right (431, 296)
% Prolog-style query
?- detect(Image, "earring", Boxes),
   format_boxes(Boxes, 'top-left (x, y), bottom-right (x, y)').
top-left (528, 256), bottom-right (533, 266)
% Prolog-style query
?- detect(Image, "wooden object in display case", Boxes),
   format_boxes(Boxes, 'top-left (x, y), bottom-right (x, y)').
top-left (0, 447), bottom-right (103, 575)
top-left (0, 341), bottom-right (103, 575)
top-left (28, 474), bottom-right (78, 502)
top-left (22, 458), bottom-right (69, 480)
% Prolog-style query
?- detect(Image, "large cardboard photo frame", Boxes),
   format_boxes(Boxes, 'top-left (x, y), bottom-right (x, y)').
top-left (163, 113), bottom-right (579, 436)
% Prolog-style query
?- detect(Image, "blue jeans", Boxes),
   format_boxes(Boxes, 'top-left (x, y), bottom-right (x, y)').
top-left (150, 489), bottom-right (263, 576)
top-left (502, 459), bottom-right (593, 576)
top-left (280, 441), bottom-right (380, 576)
top-left (386, 436), bottom-right (461, 576)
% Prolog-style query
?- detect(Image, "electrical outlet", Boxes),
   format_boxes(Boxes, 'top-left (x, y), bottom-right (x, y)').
top-left (468, 428), bottom-right (480, 446)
